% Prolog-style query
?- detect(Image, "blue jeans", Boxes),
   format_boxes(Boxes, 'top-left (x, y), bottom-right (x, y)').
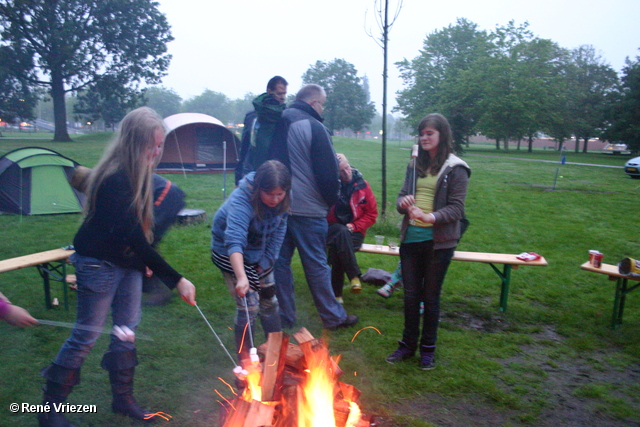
top-left (275, 216), bottom-right (347, 329)
top-left (54, 254), bottom-right (142, 370)
top-left (400, 241), bottom-right (454, 350)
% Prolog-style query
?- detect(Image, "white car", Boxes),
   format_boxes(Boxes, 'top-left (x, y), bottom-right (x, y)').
top-left (624, 156), bottom-right (640, 179)
top-left (603, 143), bottom-right (631, 155)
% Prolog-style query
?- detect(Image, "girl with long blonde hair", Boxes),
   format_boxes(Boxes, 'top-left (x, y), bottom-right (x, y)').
top-left (38, 107), bottom-right (196, 427)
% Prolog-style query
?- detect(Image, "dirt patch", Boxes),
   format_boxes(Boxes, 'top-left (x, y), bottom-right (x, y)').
top-left (372, 394), bottom-right (517, 427)
top-left (372, 314), bottom-right (640, 427)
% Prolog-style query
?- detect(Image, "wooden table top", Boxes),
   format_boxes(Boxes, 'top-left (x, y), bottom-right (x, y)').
top-left (0, 248), bottom-right (75, 274)
top-left (580, 261), bottom-right (640, 281)
top-left (359, 243), bottom-right (548, 266)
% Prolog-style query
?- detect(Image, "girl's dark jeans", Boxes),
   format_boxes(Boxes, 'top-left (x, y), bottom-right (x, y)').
top-left (399, 240), bottom-right (455, 350)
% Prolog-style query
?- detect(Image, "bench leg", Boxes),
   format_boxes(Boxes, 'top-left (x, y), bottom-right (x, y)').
top-left (611, 278), bottom-right (640, 329)
top-left (41, 265), bottom-right (53, 309)
top-left (489, 263), bottom-right (512, 312)
top-left (37, 262), bottom-right (69, 310)
top-left (612, 277), bottom-right (626, 329)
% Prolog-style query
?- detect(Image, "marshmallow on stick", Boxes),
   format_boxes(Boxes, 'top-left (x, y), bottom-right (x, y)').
top-left (113, 325), bottom-right (136, 342)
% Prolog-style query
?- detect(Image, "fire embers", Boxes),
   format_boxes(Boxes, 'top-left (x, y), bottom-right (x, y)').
top-left (220, 328), bottom-right (374, 427)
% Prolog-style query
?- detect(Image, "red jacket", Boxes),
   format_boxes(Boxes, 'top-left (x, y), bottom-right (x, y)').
top-left (327, 169), bottom-right (378, 236)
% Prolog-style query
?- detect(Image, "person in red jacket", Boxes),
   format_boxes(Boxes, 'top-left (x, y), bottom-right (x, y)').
top-left (327, 154), bottom-right (378, 302)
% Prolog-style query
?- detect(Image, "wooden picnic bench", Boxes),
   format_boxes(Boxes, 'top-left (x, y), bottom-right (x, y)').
top-left (0, 247), bottom-right (76, 310)
top-left (580, 261), bottom-right (640, 328)
top-left (359, 243), bottom-right (548, 312)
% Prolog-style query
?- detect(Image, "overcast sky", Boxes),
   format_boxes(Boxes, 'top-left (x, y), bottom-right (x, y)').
top-left (155, 0), bottom-right (640, 113)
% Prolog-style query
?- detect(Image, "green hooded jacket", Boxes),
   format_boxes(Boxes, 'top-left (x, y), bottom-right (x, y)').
top-left (250, 92), bottom-right (286, 170)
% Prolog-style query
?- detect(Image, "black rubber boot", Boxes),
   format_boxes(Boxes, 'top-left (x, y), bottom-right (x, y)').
top-left (102, 349), bottom-right (154, 422)
top-left (109, 367), bottom-right (154, 421)
top-left (38, 364), bottom-right (80, 427)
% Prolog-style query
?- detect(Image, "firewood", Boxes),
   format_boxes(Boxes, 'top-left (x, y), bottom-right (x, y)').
top-left (260, 341), bottom-right (305, 371)
top-left (338, 381), bottom-right (361, 403)
top-left (243, 399), bottom-right (275, 427)
top-left (260, 332), bottom-right (289, 402)
top-left (291, 327), bottom-right (315, 344)
top-left (221, 398), bottom-right (251, 427)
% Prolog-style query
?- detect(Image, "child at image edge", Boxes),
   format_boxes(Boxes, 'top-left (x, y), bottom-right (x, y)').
top-left (211, 160), bottom-right (290, 360)
top-left (386, 113), bottom-right (470, 370)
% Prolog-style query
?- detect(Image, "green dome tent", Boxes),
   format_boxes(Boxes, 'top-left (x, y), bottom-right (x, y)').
top-left (0, 147), bottom-right (85, 215)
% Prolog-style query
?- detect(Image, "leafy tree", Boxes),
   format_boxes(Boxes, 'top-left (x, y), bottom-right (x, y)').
top-left (143, 86), bottom-right (183, 119)
top-left (0, 46), bottom-right (37, 124)
top-left (302, 59), bottom-right (375, 133)
top-left (469, 22), bottom-right (568, 152)
top-left (182, 89), bottom-right (232, 124)
top-left (605, 54), bottom-right (640, 154)
top-left (395, 18), bottom-right (490, 152)
top-left (565, 45), bottom-right (618, 153)
top-left (74, 74), bottom-right (144, 129)
top-left (228, 93), bottom-right (255, 125)
top-left (0, 0), bottom-right (173, 141)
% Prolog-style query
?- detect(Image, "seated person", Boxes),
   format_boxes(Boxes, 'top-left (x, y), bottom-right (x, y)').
top-left (0, 291), bottom-right (38, 327)
top-left (327, 154), bottom-right (378, 302)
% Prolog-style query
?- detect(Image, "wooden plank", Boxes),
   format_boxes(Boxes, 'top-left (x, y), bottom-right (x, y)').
top-left (261, 332), bottom-right (288, 402)
top-left (243, 399), bottom-right (275, 427)
top-left (291, 327), bottom-right (315, 345)
top-left (259, 341), bottom-right (305, 371)
top-left (359, 243), bottom-right (548, 267)
top-left (580, 261), bottom-right (640, 281)
top-left (0, 248), bottom-right (75, 273)
top-left (222, 398), bottom-right (251, 427)
top-left (454, 251), bottom-right (548, 266)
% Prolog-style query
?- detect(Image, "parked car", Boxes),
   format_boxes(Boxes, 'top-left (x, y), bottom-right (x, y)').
top-left (624, 156), bottom-right (640, 179)
top-left (602, 142), bottom-right (631, 155)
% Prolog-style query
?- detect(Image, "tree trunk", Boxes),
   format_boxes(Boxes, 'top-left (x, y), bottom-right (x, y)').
top-left (528, 136), bottom-right (533, 153)
top-left (582, 137), bottom-right (589, 153)
top-left (574, 136), bottom-right (579, 153)
top-left (495, 138), bottom-right (500, 150)
top-left (51, 69), bottom-right (71, 142)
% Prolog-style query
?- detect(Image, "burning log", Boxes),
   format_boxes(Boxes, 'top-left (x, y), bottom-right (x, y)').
top-left (260, 331), bottom-right (288, 402)
top-left (221, 328), bottom-right (371, 427)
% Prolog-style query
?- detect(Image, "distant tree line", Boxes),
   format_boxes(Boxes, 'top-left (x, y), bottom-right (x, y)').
top-left (395, 18), bottom-right (640, 154)
top-left (24, 58), bottom-right (378, 136)
top-left (2, 1), bottom-right (637, 150)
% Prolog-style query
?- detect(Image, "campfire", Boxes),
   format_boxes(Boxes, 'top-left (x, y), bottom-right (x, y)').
top-left (219, 328), bottom-right (375, 427)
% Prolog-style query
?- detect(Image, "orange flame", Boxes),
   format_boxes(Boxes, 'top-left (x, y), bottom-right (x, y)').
top-left (350, 326), bottom-right (382, 343)
top-left (143, 411), bottom-right (172, 421)
top-left (240, 361), bottom-right (262, 402)
top-left (299, 346), bottom-right (337, 426)
top-left (225, 335), bottom-right (366, 426)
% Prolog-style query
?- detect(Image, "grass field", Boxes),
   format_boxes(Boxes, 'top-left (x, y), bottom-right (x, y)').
top-left (0, 133), bottom-right (638, 426)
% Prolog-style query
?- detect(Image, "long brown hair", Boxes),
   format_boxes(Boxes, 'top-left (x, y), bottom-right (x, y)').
top-left (85, 107), bottom-right (165, 243)
top-left (250, 160), bottom-right (291, 220)
top-left (415, 113), bottom-right (454, 177)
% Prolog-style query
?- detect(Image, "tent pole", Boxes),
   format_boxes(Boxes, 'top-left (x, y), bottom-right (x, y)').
top-left (222, 140), bottom-right (227, 200)
top-left (171, 131), bottom-right (187, 179)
